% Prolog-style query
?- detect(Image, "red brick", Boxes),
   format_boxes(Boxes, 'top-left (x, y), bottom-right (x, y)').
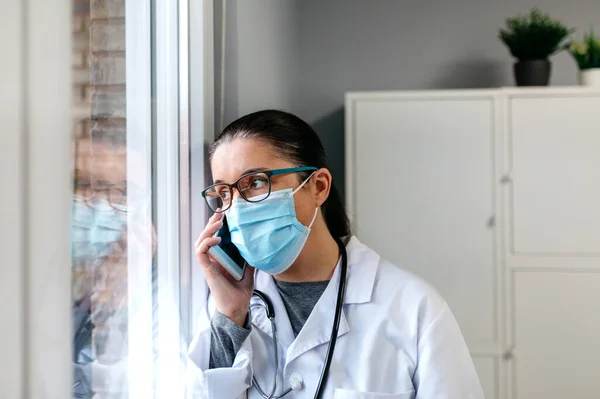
top-left (73, 68), bottom-right (91, 85)
top-left (91, 123), bottom-right (126, 146)
top-left (72, 51), bottom-right (86, 68)
top-left (91, 0), bottom-right (125, 19)
top-left (90, 55), bottom-right (125, 85)
top-left (91, 90), bottom-right (126, 119)
top-left (73, 0), bottom-right (90, 14)
top-left (90, 21), bottom-right (125, 52)
top-left (72, 32), bottom-right (89, 53)
top-left (72, 85), bottom-right (87, 104)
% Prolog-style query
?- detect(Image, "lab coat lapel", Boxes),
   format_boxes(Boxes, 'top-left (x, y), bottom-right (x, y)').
top-left (284, 236), bottom-right (379, 365)
top-left (284, 259), bottom-right (349, 365)
top-left (250, 269), bottom-right (296, 350)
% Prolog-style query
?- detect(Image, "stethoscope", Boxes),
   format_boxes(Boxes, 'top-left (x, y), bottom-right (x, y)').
top-left (250, 237), bottom-right (348, 399)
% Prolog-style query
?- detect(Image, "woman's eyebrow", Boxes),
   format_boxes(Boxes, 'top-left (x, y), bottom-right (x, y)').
top-left (213, 167), bottom-right (269, 184)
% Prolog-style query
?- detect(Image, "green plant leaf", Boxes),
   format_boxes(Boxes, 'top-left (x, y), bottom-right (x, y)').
top-left (567, 28), bottom-right (600, 69)
top-left (499, 8), bottom-right (573, 60)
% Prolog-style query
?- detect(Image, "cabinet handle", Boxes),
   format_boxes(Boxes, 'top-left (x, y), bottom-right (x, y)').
top-left (502, 347), bottom-right (515, 361)
top-left (486, 216), bottom-right (496, 229)
top-left (500, 174), bottom-right (513, 184)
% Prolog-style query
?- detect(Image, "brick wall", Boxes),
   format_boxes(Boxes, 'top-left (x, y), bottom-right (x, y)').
top-left (89, 0), bottom-right (126, 144)
top-left (72, 0), bottom-right (129, 395)
top-left (72, 0), bottom-right (91, 140)
top-left (73, 0), bottom-right (126, 141)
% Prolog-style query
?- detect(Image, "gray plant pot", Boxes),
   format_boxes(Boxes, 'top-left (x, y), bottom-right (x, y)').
top-left (514, 59), bottom-right (552, 86)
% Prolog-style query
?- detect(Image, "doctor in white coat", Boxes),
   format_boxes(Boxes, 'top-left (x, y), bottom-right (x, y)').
top-left (185, 110), bottom-right (484, 399)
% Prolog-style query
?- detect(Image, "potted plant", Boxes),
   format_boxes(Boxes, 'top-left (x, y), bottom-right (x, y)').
top-left (567, 29), bottom-right (600, 86)
top-left (499, 8), bottom-right (573, 86)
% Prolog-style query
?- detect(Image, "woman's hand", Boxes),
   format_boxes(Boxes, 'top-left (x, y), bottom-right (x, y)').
top-left (195, 212), bottom-right (254, 326)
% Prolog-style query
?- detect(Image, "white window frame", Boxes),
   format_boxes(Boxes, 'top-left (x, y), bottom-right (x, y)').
top-left (129, 0), bottom-right (215, 395)
top-left (153, 0), bottom-right (214, 394)
top-left (188, 0), bottom-right (215, 339)
top-left (154, 0), bottom-right (183, 395)
top-left (125, 0), bottom-right (154, 397)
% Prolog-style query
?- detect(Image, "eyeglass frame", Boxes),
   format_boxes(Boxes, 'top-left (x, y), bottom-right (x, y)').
top-left (75, 181), bottom-right (146, 212)
top-left (201, 166), bottom-right (318, 213)
top-left (76, 183), bottom-right (127, 212)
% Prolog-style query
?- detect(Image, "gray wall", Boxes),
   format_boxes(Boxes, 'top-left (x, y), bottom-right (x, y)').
top-left (214, 0), bottom-right (299, 134)
top-left (214, 0), bottom-right (600, 199)
top-left (297, 0), bottom-right (600, 198)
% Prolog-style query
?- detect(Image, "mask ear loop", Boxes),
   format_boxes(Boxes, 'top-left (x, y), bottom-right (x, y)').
top-left (291, 171), bottom-right (320, 230)
top-left (292, 171), bottom-right (316, 195)
top-left (308, 207), bottom-right (319, 229)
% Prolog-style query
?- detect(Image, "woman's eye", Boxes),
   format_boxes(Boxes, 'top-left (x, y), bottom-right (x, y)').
top-left (219, 190), bottom-right (231, 200)
top-left (249, 176), bottom-right (268, 189)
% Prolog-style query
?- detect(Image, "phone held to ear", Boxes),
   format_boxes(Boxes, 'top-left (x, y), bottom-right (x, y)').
top-left (207, 215), bottom-right (247, 281)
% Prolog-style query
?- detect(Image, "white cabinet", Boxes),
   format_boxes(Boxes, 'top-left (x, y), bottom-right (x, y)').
top-left (346, 88), bottom-right (600, 399)
top-left (513, 271), bottom-right (600, 399)
top-left (350, 94), bottom-right (500, 350)
top-left (508, 94), bottom-right (600, 264)
top-left (472, 356), bottom-right (498, 399)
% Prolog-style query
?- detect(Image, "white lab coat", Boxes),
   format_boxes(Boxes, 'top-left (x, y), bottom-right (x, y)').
top-left (184, 236), bottom-right (484, 399)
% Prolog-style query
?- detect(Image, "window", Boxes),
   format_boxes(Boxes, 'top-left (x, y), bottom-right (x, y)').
top-left (70, 0), bottom-right (211, 397)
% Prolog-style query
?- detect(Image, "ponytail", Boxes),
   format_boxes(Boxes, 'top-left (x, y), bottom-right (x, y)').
top-left (322, 181), bottom-right (351, 238)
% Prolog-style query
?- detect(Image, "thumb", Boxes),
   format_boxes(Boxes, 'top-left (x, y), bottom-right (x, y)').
top-left (241, 265), bottom-right (255, 290)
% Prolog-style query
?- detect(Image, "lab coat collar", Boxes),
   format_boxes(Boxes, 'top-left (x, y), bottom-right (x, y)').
top-left (250, 236), bottom-right (380, 362)
top-left (342, 235), bottom-right (380, 305)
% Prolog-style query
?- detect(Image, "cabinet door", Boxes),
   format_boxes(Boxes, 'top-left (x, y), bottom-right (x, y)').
top-left (472, 356), bottom-right (498, 399)
top-left (348, 95), bottom-right (500, 352)
top-left (509, 95), bottom-right (600, 257)
top-left (514, 271), bottom-right (600, 399)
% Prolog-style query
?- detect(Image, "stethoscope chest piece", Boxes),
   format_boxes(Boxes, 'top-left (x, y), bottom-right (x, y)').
top-left (289, 373), bottom-right (303, 391)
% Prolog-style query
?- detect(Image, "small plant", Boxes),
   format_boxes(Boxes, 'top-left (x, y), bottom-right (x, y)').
top-left (568, 30), bottom-right (600, 70)
top-left (499, 8), bottom-right (573, 60)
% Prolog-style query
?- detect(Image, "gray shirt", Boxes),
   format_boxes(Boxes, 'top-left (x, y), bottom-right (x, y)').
top-left (209, 279), bottom-right (330, 369)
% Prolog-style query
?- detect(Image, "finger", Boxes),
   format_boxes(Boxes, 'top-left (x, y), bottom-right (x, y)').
top-left (210, 210), bottom-right (223, 222)
top-left (196, 236), bottom-right (221, 258)
top-left (194, 212), bottom-right (222, 247)
top-left (194, 218), bottom-right (224, 248)
top-left (196, 238), bottom-right (227, 282)
top-left (207, 209), bottom-right (224, 225)
top-left (195, 236), bottom-right (222, 271)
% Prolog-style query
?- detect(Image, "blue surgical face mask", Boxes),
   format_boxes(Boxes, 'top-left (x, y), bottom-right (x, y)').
top-left (225, 175), bottom-right (319, 275)
top-left (71, 196), bottom-right (126, 261)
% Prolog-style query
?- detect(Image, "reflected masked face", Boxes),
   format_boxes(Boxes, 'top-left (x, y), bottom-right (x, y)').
top-left (71, 139), bottom-right (128, 305)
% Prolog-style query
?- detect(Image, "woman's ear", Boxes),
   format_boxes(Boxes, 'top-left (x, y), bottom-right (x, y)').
top-left (312, 168), bottom-right (332, 207)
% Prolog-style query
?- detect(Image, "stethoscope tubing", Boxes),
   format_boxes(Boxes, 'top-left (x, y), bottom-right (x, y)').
top-left (251, 237), bottom-right (348, 399)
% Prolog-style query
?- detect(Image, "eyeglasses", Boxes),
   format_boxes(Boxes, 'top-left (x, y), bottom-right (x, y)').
top-left (76, 182), bottom-right (145, 212)
top-left (202, 166), bottom-right (318, 213)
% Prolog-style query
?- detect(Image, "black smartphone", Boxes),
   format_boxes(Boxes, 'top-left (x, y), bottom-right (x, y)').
top-left (208, 215), bottom-right (247, 280)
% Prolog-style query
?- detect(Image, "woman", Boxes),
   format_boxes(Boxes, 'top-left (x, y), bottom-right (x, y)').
top-left (185, 110), bottom-right (484, 399)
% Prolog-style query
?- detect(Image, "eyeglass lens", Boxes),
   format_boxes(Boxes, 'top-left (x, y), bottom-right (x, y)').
top-left (204, 172), bottom-right (271, 212)
top-left (82, 186), bottom-right (127, 211)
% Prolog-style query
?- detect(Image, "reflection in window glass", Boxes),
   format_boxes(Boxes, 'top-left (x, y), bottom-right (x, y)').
top-left (71, 0), bottom-right (156, 397)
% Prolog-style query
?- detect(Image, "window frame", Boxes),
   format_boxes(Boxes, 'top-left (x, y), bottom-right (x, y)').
top-left (188, 0), bottom-right (215, 341)
top-left (152, 0), bottom-right (215, 395)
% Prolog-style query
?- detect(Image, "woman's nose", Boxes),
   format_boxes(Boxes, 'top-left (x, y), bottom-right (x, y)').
top-left (231, 189), bottom-right (244, 201)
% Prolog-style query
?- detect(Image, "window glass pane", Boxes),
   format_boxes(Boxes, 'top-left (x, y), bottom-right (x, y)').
top-left (71, 0), bottom-right (156, 397)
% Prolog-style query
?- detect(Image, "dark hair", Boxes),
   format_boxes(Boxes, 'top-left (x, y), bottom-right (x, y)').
top-left (210, 109), bottom-right (351, 238)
